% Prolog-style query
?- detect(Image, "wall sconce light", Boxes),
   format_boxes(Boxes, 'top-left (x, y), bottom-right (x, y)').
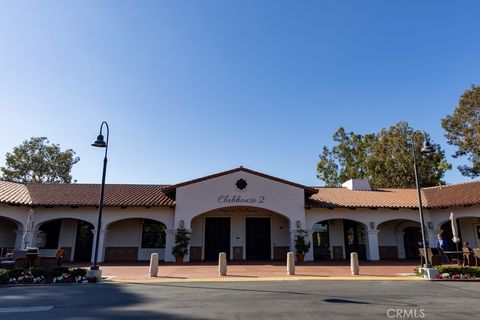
top-left (179, 220), bottom-right (184, 228)
top-left (296, 220), bottom-right (301, 228)
top-left (427, 222), bottom-right (433, 230)
top-left (370, 222), bottom-right (375, 229)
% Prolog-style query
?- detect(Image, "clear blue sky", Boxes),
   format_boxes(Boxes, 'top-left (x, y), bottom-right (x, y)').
top-left (0, 1), bottom-right (479, 186)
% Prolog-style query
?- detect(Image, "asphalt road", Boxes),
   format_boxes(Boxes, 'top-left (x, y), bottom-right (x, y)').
top-left (1, 280), bottom-right (479, 320)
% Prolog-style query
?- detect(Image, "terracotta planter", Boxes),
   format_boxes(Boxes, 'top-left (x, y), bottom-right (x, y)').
top-left (175, 255), bottom-right (184, 265)
top-left (296, 253), bottom-right (305, 263)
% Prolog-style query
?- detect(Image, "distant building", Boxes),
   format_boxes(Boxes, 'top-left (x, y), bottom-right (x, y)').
top-left (1, 167), bottom-right (479, 262)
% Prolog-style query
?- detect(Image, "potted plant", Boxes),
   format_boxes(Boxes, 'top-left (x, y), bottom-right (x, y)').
top-left (294, 229), bottom-right (311, 263)
top-left (172, 227), bottom-right (191, 264)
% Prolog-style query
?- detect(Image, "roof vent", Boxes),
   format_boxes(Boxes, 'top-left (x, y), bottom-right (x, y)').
top-left (342, 179), bottom-right (371, 191)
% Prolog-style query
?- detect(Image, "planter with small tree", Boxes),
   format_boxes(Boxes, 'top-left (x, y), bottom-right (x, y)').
top-left (294, 229), bottom-right (311, 263)
top-left (172, 227), bottom-right (191, 264)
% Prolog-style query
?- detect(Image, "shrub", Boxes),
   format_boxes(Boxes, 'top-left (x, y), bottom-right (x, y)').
top-left (434, 266), bottom-right (480, 277)
top-left (0, 269), bottom-right (9, 285)
top-left (31, 268), bottom-right (47, 278)
top-left (294, 229), bottom-right (311, 255)
top-left (172, 227), bottom-right (191, 257)
top-left (68, 268), bottom-right (87, 278)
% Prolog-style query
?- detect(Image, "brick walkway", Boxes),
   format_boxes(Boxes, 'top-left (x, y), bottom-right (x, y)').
top-left (68, 260), bottom-right (419, 282)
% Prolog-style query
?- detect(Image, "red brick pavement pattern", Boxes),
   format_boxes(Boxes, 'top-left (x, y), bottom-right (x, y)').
top-left (67, 261), bottom-right (418, 280)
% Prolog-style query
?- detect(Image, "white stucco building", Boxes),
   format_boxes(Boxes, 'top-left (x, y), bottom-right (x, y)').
top-left (1, 167), bottom-right (479, 263)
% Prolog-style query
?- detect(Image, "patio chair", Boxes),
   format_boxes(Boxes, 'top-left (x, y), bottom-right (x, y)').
top-left (463, 248), bottom-right (479, 266)
top-left (0, 250), bottom-right (27, 269)
top-left (37, 249), bottom-right (64, 268)
top-left (419, 248), bottom-right (442, 266)
top-left (474, 249), bottom-right (480, 266)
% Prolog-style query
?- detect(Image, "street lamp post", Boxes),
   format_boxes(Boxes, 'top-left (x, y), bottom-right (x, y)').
top-left (90, 121), bottom-right (109, 271)
top-left (410, 130), bottom-right (433, 268)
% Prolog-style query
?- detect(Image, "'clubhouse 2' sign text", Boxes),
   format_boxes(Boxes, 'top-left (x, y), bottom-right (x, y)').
top-left (217, 195), bottom-right (265, 204)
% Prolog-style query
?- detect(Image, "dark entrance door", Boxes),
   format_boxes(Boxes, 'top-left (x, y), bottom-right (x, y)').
top-left (403, 227), bottom-right (422, 259)
top-left (343, 220), bottom-right (366, 260)
top-left (74, 221), bottom-right (94, 262)
top-left (246, 218), bottom-right (271, 260)
top-left (204, 218), bottom-right (230, 260)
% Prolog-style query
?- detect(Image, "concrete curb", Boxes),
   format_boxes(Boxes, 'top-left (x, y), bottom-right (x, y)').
top-left (107, 275), bottom-right (421, 284)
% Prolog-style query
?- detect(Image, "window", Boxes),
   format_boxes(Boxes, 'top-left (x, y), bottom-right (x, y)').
top-left (141, 219), bottom-right (166, 248)
top-left (38, 220), bottom-right (61, 249)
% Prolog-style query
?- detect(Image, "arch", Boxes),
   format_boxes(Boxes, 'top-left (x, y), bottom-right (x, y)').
top-left (376, 219), bottom-right (421, 260)
top-left (375, 216), bottom-right (420, 227)
top-left (0, 216), bottom-right (23, 254)
top-left (0, 215), bottom-right (23, 229)
top-left (104, 217), bottom-right (167, 262)
top-left (435, 213), bottom-right (480, 231)
top-left (188, 206), bottom-right (291, 261)
top-left (189, 206), bottom-right (292, 228)
top-left (34, 218), bottom-right (95, 262)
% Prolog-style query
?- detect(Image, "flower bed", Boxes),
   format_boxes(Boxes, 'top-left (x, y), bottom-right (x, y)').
top-left (0, 267), bottom-right (87, 285)
top-left (414, 266), bottom-right (480, 280)
top-left (433, 266), bottom-right (480, 280)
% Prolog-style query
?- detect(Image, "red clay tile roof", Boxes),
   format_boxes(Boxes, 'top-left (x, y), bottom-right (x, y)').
top-left (0, 181), bottom-right (174, 208)
top-left (0, 181), bottom-right (31, 206)
top-left (1, 178), bottom-right (480, 209)
top-left (421, 181), bottom-right (480, 209)
top-left (307, 188), bottom-right (420, 209)
top-left (307, 181), bottom-right (480, 209)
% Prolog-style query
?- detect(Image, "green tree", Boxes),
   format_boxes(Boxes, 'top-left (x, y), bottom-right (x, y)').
top-left (442, 85), bottom-right (480, 178)
top-left (366, 122), bottom-right (451, 188)
top-left (1, 137), bottom-right (80, 183)
top-left (316, 128), bottom-right (375, 186)
top-left (317, 122), bottom-right (451, 188)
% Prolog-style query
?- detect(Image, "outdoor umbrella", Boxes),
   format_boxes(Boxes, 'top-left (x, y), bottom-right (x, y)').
top-left (21, 209), bottom-right (34, 249)
top-left (450, 212), bottom-right (460, 250)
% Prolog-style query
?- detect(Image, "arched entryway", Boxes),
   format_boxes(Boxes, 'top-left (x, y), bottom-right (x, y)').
top-left (104, 218), bottom-right (167, 261)
top-left (0, 217), bottom-right (22, 256)
top-left (376, 219), bottom-right (421, 260)
top-left (35, 218), bottom-right (94, 262)
top-left (190, 206), bottom-right (291, 261)
top-left (311, 219), bottom-right (367, 260)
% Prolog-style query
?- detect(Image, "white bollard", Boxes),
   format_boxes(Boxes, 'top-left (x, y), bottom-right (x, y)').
top-left (218, 252), bottom-right (227, 276)
top-left (287, 252), bottom-right (295, 276)
top-left (149, 253), bottom-right (159, 277)
top-left (350, 252), bottom-right (359, 275)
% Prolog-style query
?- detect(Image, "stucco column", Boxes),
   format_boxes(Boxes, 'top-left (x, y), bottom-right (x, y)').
top-left (164, 229), bottom-right (175, 262)
top-left (305, 230), bottom-right (314, 262)
top-left (396, 231), bottom-right (406, 259)
top-left (91, 229), bottom-right (108, 263)
top-left (366, 229), bottom-right (380, 261)
top-left (289, 229), bottom-right (296, 257)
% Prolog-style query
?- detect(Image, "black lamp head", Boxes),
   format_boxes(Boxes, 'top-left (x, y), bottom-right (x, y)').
top-left (421, 139), bottom-right (434, 154)
top-left (92, 134), bottom-right (107, 148)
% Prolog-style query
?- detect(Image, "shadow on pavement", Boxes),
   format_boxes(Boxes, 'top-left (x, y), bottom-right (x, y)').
top-left (0, 283), bottom-right (203, 320)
